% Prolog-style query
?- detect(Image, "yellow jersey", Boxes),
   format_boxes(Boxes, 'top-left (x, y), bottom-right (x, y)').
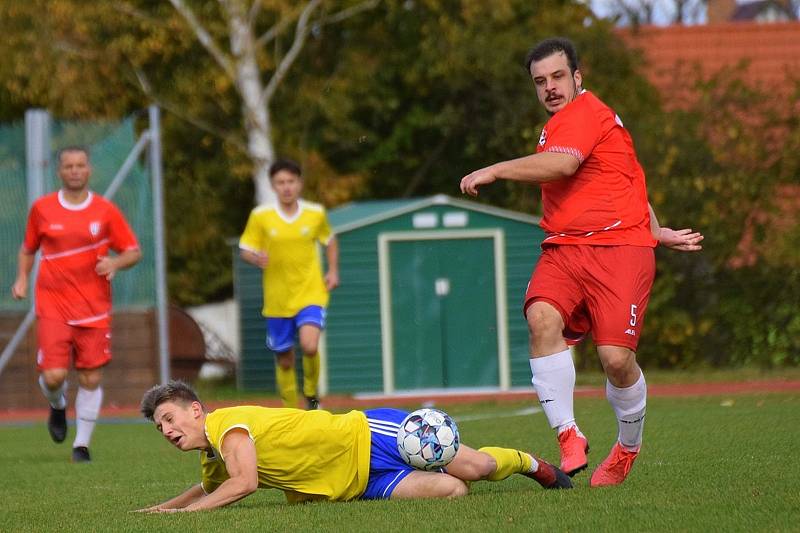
top-left (239, 200), bottom-right (333, 317)
top-left (200, 406), bottom-right (372, 502)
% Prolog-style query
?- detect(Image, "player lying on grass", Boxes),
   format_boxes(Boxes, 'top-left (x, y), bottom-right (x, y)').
top-left (136, 380), bottom-right (571, 512)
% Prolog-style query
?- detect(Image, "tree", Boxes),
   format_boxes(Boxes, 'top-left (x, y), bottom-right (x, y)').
top-left (276, 0), bottom-right (658, 206)
top-left (156, 0), bottom-right (379, 205)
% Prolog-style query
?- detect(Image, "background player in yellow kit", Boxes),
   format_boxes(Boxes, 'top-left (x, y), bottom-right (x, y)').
top-left (136, 381), bottom-right (572, 512)
top-left (239, 159), bottom-right (339, 410)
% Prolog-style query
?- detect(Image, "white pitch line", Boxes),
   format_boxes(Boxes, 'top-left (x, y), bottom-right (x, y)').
top-left (456, 406), bottom-right (542, 422)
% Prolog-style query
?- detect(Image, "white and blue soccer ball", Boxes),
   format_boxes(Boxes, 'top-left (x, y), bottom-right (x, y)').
top-left (396, 408), bottom-right (460, 470)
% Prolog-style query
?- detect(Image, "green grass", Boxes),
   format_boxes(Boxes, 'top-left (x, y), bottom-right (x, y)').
top-left (2, 393), bottom-right (799, 532)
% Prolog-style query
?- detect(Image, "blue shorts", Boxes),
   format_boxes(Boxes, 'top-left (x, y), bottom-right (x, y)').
top-left (361, 408), bottom-right (415, 500)
top-left (265, 306), bottom-right (326, 353)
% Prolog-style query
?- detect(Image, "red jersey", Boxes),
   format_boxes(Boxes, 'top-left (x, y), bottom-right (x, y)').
top-left (536, 90), bottom-right (657, 247)
top-left (22, 190), bottom-right (140, 327)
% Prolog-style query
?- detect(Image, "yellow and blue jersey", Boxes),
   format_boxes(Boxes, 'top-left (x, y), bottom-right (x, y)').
top-left (201, 406), bottom-right (372, 502)
top-left (239, 200), bottom-right (333, 317)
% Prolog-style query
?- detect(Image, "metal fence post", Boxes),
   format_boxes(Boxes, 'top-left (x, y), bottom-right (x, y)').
top-left (149, 106), bottom-right (171, 384)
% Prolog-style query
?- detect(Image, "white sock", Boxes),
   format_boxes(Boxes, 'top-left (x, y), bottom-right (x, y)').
top-left (530, 349), bottom-right (577, 431)
top-left (527, 453), bottom-right (540, 473)
top-left (606, 372), bottom-right (646, 451)
top-left (39, 375), bottom-right (67, 409)
top-left (73, 387), bottom-right (103, 449)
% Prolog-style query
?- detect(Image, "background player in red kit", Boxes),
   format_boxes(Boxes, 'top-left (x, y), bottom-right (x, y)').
top-left (12, 146), bottom-right (141, 463)
top-left (460, 38), bottom-right (703, 487)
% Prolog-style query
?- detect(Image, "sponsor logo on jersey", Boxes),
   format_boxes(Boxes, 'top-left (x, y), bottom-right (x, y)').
top-left (539, 398), bottom-right (554, 404)
top-left (624, 329), bottom-right (637, 336)
top-left (270, 228), bottom-right (278, 236)
top-left (89, 221), bottom-right (101, 236)
top-left (538, 128), bottom-right (547, 147)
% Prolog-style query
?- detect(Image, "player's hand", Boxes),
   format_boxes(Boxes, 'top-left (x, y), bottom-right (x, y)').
top-left (11, 277), bottom-right (27, 300)
top-left (325, 271), bottom-right (339, 291)
top-left (460, 166), bottom-right (497, 197)
top-left (658, 228), bottom-right (704, 252)
top-left (254, 252), bottom-right (269, 269)
top-left (95, 255), bottom-right (118, 280)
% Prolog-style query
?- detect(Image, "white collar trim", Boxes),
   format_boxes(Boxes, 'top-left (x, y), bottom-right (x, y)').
top-left (58, 190), bottom-right (93, 211)
top-left (276, 201), bottom-right (303, 223)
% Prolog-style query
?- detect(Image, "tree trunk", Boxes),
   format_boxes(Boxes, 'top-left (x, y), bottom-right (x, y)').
top-left (226, 0), bottom-right (275, 205)
top-left (239, 62), bottom-right (275, 205)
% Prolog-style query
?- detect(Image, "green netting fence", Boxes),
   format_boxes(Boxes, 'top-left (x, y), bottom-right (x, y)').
top-left (0, 113), bottom-right (156, 311)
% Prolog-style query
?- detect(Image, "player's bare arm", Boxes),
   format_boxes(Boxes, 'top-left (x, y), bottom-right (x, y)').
top-left (325, 237), bottom-right (340, 291)
top-left (95, 248), bottom-right (142, 281)
top-left (648, 204), bottom-right (704, 252)
top-left (135, 483), bottom-right (206, 512)
top-left (11, 247), bottom-right (35, 300)
top-left (179, 429), bottom-right (259, 512)
top-left (240, 249), bottom-right (269, 269)
top-left (460, 152), bottom-right (580, 196)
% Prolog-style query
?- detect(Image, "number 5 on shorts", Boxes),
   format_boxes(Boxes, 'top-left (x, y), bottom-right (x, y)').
top-left (629, 304), bottom-right (638, 327)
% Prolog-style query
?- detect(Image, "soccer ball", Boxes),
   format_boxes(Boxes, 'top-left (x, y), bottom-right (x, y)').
top-left (396, 408), bottom-right (460, 470)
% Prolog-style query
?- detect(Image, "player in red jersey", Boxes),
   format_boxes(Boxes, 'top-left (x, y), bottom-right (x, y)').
top-left (460, 38), bottom-right (703, 487)
top-left (11, 146), bottom-right (141, 463)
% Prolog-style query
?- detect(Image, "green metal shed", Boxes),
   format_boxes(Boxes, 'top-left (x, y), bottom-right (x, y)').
top-left (233, 194), bottom-right (544, 395)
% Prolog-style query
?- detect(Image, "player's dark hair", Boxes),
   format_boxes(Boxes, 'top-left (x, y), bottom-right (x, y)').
top-left (524, 37), bottom-right (580, 74)
top-left (57, 145), bottom-right (91, 164)
top-left (269, 158), bottom-right (302, 179)
top-left (140, 380), bottom-right (202, 421)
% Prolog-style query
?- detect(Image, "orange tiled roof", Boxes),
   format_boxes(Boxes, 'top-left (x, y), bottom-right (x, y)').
top-left (622, 21), bottom-right (800, 108)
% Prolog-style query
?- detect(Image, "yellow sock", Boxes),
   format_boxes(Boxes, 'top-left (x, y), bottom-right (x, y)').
top-left (302, 353), bottom-right (320, 398)
top-left (275, 365), bottom-right (298, 408)
top-left (478, 447), bottom-right (533, 481)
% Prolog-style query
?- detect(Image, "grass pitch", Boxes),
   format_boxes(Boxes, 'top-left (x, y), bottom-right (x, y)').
top-left (2, 392), bottom-right (798, 532)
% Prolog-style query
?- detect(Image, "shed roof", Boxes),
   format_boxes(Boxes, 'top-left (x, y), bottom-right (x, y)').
top-left (330, 194), bottom-right (540, 234)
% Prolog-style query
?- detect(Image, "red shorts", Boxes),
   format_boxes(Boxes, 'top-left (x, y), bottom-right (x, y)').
top-left (36, 317), bottom-right (112, 371)
top-left (523, 245), bottom-right (655, 350)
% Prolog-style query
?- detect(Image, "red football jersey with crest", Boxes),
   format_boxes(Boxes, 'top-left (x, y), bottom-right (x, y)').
top-left (22, 190), bottom-right (140, 327)
top-left (535, 90), bottom-right (657, 247)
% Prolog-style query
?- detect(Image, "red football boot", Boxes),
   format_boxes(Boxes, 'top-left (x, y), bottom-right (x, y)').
top-left (589, 442), bottom-right (639, 487)
top-left (558, 427), bottom-right (589, 476)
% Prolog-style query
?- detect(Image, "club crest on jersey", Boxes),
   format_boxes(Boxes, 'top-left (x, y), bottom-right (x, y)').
top-left (538, 128), bottom-right (547, 147)
top-left (89, 221), bottom-right (101, 236)
top-left (301, 226), bottom-right (310, 236)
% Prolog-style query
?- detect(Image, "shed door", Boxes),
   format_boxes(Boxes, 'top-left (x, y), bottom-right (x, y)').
top-left (390, 238), bottom-right (498, 389)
